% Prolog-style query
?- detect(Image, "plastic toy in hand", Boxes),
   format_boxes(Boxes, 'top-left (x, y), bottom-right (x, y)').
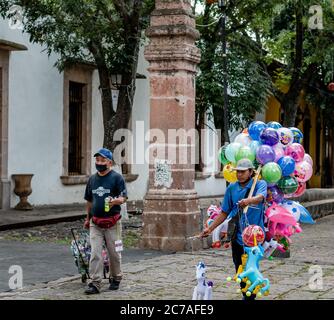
top-left (205, 205), bottom-right (229, 248)
top-left (192, 262), bottom-right (213, 300)
top-left (262, 239), bottom-right (285, 258)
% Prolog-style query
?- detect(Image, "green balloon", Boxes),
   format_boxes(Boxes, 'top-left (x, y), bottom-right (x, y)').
top-left (218, 146), bottom-right (229, 165)
top-left (277, 176), bottom-right (298, 195)
top-left (235, 146), bottom-right (256, 162)
top-left (262, 162), bottom-right (282, 184)
top-left (225, 142), bottom-right (241, 163)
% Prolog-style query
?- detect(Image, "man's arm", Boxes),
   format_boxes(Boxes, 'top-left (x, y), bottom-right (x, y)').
top-left (238, 194), bottom-right (264, 208)
top-left (238, 180), bottom-right (267, 209)
top-left (86, 201), bottom-right (92, 219)
top-left (84, 201), bottom-right (92, 229)
top-left (201, 211), bottom-right (228, 237)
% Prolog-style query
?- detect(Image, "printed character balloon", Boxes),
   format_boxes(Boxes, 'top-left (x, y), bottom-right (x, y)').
top-left (260, 128), bottom-right (279, 146)
top-left (256, 145), bottom-right (275, 165)
top-left (277, 156), bottom-right (296, 176)
top-left (293, 161), bottom-right (313, 182)
top-left (303, 153), bottom-right (313, 167)
top-left (262, 162), bottom-right (282, 184)
top-left (267, 186), bottom-right (284, 204)
top-left (272, 144), bottom-right (285, 162)
top-left (277, 128), bottom-right (294, 147)
top-left (242, 225), bottom-right (265, 247)
top-left (248, 121), bottom-right (267, 141)
top-left (293, 181), bottom-right (307, 197)
top-left (285, 143), bottom-right (305, 163)
top-left (289, 127), bottom-right (304, 144)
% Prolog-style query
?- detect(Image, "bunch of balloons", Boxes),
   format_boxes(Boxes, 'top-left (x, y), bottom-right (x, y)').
top-left (218, 120), bottom-right (313, 199)
top-left (218, 120), bottom-right (316, 252)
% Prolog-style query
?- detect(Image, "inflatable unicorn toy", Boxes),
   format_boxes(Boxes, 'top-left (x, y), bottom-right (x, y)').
top-left (205, 205), bottom-right (230, 248)
top-left (236, 236), bottom-right (270, 298)
top-left (192, 262), bottom-right (213, 300)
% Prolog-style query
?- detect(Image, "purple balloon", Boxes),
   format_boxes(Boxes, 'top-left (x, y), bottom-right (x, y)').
top-left (256, 145), bottom-right (275, 165)
top-left (260, 128), bottom-right (279, 146)
top-left (267, 186), bottom-right (284, 204)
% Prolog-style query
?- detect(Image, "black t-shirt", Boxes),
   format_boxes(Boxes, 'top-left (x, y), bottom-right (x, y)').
top-left (84, 170), bottom-right (127, 217)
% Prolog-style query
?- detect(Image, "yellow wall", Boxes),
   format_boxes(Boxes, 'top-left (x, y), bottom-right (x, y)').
top-left (265, 95), bottom-right (322, 188)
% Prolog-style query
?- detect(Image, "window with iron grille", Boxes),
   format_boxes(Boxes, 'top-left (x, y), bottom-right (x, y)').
top-left (68, 81), bottom-right (84, 175)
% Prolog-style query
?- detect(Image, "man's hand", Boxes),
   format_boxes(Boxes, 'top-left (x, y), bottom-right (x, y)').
top-left (109, 197), bottom-right (126, 208)
top-left (238, 198), bottom-right (251, 209)
top-left (83, 218), bottom-right (90, 229)
top-left (201, 227), bottom-right (212, 238)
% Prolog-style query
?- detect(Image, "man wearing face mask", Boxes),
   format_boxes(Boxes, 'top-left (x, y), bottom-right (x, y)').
top-left (83, 148), bottom-right (127, 295)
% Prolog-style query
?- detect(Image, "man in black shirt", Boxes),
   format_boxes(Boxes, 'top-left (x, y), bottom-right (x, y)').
top-left (83, 148), bottom-right (127, 295)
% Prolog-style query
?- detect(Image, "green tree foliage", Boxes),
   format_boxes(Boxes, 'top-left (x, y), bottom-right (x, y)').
top-left (195, 0), bottom-right (334, 135)
top-left (0, 0), bottom-right (154, 153)
top-left (194, 0), bottom-right (275, 143)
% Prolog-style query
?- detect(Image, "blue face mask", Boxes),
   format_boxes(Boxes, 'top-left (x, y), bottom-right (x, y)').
top-left (95, 164), bottom-right (108, 172)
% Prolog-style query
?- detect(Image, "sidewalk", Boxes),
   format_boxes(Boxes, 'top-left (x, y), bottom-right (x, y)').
top-left (1, 188), bottom-right (334, 231)
top-left (0, 204), bottom-right (86, 231)
top-left (1, 214), bottom-right (333, 300)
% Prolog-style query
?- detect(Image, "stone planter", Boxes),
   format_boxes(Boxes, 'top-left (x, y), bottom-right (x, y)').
top-left (12, 174), bottom-right (34, 210)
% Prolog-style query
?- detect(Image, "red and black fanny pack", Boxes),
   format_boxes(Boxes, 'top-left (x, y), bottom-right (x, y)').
top-left (92, 213), bottom-right (121, 229)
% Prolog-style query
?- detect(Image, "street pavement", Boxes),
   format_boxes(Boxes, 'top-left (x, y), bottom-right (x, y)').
top-left (0, 214), bottom-right (333, 300)
top-left (0, 240), bottom-right (167, 293)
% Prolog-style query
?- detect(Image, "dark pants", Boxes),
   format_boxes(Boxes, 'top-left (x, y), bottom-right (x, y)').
top-left (231, 240), bottom-right (256, 300)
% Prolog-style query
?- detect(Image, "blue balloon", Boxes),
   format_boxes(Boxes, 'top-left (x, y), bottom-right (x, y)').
top-left (289, 127), bottom-right (304, 144)
top-left (294, 202), bottom-right (315, 224)
top-left (267, 121), bottom-right (282, 130)
top-left (248, 121), bottom-right (267, 141)
top-left (277, 156), bottom-right (296, 176)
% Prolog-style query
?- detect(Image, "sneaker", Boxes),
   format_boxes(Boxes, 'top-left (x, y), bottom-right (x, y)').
top-left (109, 279), bottom-right (120, 291)
top-left (84, 283), bottom-right (99, 295)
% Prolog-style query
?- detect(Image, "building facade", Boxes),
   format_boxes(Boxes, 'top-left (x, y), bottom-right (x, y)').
top-left (0, 18), bottom-right (226, 210)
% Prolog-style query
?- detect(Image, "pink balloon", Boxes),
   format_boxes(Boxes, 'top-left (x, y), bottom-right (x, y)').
top-left (303, 153), bottom-right (313, 167)
top-left (272, 144), bottom-right (285, 162)
top-left (293, 161), bottom-right (313, 182)
top-left (294, 182), bottom-right (307, 197)
top-left (285, 143), bottom-right (305, 162)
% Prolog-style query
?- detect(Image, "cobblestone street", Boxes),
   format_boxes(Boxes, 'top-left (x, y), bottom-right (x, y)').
top-left (0, 214), bottom-right (333, 300)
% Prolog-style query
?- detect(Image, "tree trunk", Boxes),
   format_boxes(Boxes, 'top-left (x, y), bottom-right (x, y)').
top-left (93, 32), bottom-right (140, 163)
top-left (102, 73), bottom-right (136, 152)
top-left (281, 82), bottom-right (302, 128)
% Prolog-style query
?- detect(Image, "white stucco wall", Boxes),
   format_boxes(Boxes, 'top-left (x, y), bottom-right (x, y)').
top-left (1, 19), bottom-right (227, 207)
top-left (1, 20), bottom-right (90, 206)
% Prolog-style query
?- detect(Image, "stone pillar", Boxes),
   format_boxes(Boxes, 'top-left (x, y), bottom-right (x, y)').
top-left (142, 0), bottom-right (201, 251)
